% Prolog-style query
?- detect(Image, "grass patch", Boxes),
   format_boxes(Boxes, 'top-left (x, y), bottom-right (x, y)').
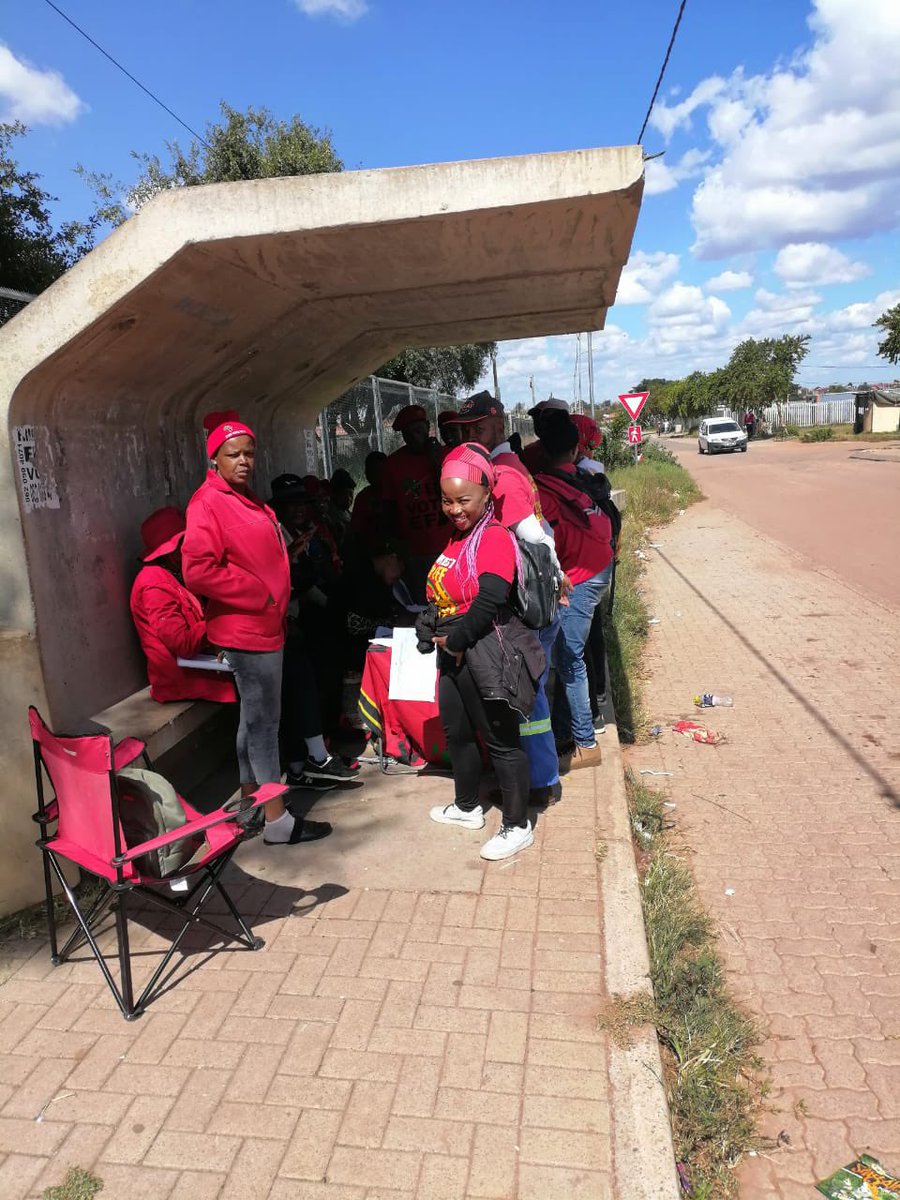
top-left (606, 444), bottom-right (701, 740)
top-left (43, 1166), bottom-right (104, 1200)
top-left (798, 425), bottom-right (834, 442)
top-left (626, 772), bottom-right (766, 1199)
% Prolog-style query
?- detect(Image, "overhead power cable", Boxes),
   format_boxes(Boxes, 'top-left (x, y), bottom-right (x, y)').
top-left (43, 0), bottom-right (210, 149)
top-left (636, 0), bottom-right (688, 144)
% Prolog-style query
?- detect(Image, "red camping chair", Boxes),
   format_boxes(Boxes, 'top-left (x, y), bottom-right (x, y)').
top-left (29, 706), bottom-right (287, 1020)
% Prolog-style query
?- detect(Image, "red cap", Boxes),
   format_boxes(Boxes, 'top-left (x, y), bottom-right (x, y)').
top-left (141, 506), bottom-right (185, 562)
top-left (207, 420), bottom-right (255, 458)
top-left (392, 405), bottom-right (428, 433)
top-left (571, 414), bottom-right (602, 455)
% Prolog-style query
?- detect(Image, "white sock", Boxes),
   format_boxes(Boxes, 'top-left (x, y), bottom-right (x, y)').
top-left (305, 735), bottom-right (328, 763)
top-left (264, 810), bottom-right (295, 843)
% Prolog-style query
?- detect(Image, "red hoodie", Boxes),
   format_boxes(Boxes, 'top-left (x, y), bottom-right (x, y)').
top-left (182, 470), bottom-right (290, 652)
top-left (130, 564), bottom-right (237, 703)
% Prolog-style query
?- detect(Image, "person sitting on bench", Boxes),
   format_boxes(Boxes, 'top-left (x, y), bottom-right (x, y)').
top-left (130, 506), bottom-right (237, 704)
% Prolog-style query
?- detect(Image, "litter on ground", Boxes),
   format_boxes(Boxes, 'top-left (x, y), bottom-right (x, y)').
top-left (816, 1153), bottom-right (900, 1198)
top-left (673, 720), bottom-right (725, 746)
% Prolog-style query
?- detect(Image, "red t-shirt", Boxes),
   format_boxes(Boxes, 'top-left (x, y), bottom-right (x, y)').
top-left (536, 466), bottom-right (612, 585)
top-left (492, 464), bottom-right (536, 529)
top-left (426, 522), bottom-right (516, 618)
top-left (492, 451), bottom-right (544, 524)
top-left (380, 445), bottom-right (446, 558)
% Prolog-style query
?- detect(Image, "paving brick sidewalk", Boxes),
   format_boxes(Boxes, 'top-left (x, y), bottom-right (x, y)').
top-left (627, 503), bottom-right (900, 1198)
top-left (0, 724), bottom-right (670, 1198)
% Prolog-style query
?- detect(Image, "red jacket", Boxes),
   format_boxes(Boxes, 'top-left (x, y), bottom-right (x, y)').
top-left (536, 466), bottom-right (612, 585)
top-left (182, 470), bottom-right (290, 652)
top-left (130, 565), bottom-right (237, 703)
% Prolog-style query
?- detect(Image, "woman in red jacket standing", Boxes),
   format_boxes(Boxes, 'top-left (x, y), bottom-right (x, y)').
top-left (182, 419), bottom-right (331, 846)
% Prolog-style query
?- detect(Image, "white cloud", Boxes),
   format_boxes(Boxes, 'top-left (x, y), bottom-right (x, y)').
top-left (648, 1), bottom-right (900, 256)
top-left (650, 77), bottom-right (726, 141)
top-left (773, 241), bottom-right (871, 287)
top-left (0, 44), bottom-right (84, 125)
top-left (644, 148), bottom-right (710, 195)
top-left (705, 270), bottom-right (753, 292)
top-left (615, 250), bottom-right (680, 305)
top-left (293, 0), bottom-right (368, 20)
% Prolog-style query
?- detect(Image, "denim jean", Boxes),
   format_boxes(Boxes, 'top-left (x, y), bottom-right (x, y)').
top-left (556, 564), bottom-right (612, 746)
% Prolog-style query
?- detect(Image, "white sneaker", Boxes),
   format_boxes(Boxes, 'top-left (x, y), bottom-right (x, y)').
top-left (430, 803), bottom-right (485, 829)
top-left (480, 821), bottom-right (534, 861)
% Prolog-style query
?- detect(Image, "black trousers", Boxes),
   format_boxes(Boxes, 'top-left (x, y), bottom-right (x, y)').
top-left (438, 657), bottom-right (529, 828)
top-left (281, 636), bottom-right (323, 763)
top-left (586, 607), bottom-right (608, 715)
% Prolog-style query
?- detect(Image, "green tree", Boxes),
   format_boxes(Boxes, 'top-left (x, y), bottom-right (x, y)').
top-left (376, 344), bottom-right (496, 397)
top-left (874, 303), bottom-right (900, 365)
top-left (723, 335), bottom-right (810, 409)
top-left (0, 122), bottom-right (97, 327)
top-left (80, 102), bottom-right (343, 227)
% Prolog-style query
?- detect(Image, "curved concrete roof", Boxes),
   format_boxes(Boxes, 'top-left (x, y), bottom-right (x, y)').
top-left (2, 145), bottom-right (643, 422)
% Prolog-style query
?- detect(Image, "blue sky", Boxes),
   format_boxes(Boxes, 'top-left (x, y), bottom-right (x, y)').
top-left (3, 0), bottom-right (899, 407)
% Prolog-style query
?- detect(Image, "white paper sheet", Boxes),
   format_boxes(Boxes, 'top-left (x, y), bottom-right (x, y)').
top-left (388, 626), bottom-right (438, 702)
top-left (176, 654), bottom-right (234, 673)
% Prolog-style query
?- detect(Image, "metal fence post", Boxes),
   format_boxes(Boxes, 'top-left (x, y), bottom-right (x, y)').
top-left (319, 409), bottom-right (333, 478)
top-left (371, 376), bottom-right (385, 453)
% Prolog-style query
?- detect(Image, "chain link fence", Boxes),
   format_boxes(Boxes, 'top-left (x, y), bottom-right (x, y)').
top-left (316, 376), bottom-right (535, 482)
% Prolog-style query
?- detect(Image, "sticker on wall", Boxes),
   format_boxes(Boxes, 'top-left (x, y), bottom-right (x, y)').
top-left (304, 428), bottom-right (318, 475)
top-left (13, 425), bottom-right (60, 513)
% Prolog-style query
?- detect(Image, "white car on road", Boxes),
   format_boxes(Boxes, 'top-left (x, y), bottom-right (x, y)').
top-left (698, 418), bottom-right (748, 454)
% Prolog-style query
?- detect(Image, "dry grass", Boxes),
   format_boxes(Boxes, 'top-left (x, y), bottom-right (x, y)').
top-left (626, 773), bottom-right (767, 1199)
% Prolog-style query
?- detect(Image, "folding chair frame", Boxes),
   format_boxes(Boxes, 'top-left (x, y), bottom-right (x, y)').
top-left (31, 712), bottom-right (284, 1020)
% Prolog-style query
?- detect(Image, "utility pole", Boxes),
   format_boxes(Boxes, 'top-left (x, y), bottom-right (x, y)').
top-left (490, 345), bottom-right (501, 403)
top-left (587, 330), bottom-right (595, 418)
top-left (574, 334), bottom-right (582, 411)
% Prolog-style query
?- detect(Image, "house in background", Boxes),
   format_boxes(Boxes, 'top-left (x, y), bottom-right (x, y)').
top-left (853, 389), bottom-right (900, 434)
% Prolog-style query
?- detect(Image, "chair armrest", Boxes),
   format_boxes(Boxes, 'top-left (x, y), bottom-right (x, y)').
top-left (32, 801), bottom-right (59, 824)
top-left (111, 782), bottom-right (289, 865)
top-left (113, 737), bottom-right (147, 771)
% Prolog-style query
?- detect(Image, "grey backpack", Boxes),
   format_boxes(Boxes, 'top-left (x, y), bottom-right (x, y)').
top-left (116, 767), bottom-right (206, 879)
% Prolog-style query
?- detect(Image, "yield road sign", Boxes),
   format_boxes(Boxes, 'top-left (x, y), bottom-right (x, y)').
top-left (628, 424), bottom-right (642, 445)
top-left (618, 391), bottom-right (649, 421)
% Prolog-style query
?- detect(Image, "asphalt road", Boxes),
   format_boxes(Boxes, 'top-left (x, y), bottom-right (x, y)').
top-left (661, 435), bottom-right (900, 611)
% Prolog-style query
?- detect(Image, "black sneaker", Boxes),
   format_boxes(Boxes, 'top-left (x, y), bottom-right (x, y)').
top-left (593, 712), bottom-right (607, 735)
top-left (300, 755), bottom-right (359, 783)
top-left (285, 769), bottom-right (338, 791)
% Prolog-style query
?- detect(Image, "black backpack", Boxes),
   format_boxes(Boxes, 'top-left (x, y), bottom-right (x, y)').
top-left (512, 539), bottom-right (560, 630)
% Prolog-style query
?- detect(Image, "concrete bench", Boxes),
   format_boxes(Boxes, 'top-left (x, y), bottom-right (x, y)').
top-left (90, 688), bottom-right (234, 794)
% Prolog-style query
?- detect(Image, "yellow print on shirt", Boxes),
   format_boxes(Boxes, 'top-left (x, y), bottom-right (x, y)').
top-left (427, 555), bottom-right (457, 618)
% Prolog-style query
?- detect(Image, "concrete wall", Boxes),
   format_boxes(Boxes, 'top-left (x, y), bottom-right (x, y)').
top-left (869, 402), bottom-right (900, 433)
top-left (0, 146), bottom-right (643, 913)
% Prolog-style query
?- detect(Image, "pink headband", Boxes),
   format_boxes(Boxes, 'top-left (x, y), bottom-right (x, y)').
top-left (207, 421), bottom-right (255, 458)
top-left (440, 443), bottom-right (497, 489)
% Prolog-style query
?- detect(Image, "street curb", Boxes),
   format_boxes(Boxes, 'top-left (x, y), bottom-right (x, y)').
top-left (597, 724), bottom-right (680, 1199)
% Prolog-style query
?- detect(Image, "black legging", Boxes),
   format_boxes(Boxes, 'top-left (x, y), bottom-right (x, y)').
top-left (438, 656), bottom-right (529, 828)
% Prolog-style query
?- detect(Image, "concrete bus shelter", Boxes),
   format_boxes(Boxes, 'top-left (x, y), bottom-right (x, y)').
top-left (0, 145), bottom-right (643, 914)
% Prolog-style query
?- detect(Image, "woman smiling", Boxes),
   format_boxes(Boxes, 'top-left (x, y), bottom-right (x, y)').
top-left (419, 443), bottom-right (544, 861)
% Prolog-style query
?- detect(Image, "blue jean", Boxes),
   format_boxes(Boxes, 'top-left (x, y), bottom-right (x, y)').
top-left (556, 566), bottom-right (611, 746)
top-left (519, 616), bottom-right (561, 789)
